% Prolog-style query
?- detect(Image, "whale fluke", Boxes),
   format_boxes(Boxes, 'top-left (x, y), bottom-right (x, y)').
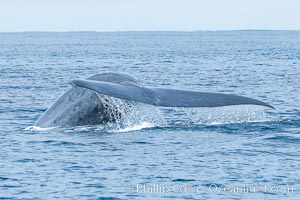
top-left (34, 73), bottom-right (275, 128)
top-left (70, 79), bottom-right (274, 109)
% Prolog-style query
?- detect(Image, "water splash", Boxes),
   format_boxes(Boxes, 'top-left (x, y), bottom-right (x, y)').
top-left (160, 105), bottom-right (273, 126)
top-left (96, 95), bottom-right (273, 131)
top-left (97, 93), bottom-right (164, 132)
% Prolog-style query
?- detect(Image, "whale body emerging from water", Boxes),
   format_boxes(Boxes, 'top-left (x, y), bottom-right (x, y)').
top-left (34, 73), bottom-right (274, 128)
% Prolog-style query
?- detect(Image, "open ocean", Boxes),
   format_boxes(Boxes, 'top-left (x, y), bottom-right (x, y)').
top-left (0, 31), bottom-right (299, 199)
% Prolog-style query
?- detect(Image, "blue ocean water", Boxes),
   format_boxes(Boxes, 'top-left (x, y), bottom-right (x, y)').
top-left (0, 31), bottom-right (299, 199)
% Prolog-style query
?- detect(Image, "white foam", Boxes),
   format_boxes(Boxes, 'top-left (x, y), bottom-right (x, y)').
top-left (24, 126), bottom-right (56, 131)
top-left (112, 122), bottom-right (156, 133)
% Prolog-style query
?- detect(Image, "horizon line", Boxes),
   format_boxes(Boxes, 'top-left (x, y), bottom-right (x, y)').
top-left (1, 29), bottom-right (300, 33)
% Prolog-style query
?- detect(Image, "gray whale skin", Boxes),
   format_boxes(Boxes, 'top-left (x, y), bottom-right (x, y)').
top-left (34, 72), bottom-right (274, 128)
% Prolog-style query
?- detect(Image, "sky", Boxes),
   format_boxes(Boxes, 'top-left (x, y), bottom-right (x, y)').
top-left (0, 0), bottom-right (300, 32)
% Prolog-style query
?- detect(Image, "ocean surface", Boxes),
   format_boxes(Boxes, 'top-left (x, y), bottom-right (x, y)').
top-left (0, 31), bottom-right (299, 199)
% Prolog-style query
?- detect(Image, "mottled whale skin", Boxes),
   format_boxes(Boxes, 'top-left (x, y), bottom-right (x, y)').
top-left (34, 73), bottom-right (137, 128)
top-left (34, 73), bottom-right (274, 128)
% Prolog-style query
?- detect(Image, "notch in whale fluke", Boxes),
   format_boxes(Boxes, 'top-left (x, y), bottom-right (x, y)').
top-left (70, 79), bottom-right (275, 109)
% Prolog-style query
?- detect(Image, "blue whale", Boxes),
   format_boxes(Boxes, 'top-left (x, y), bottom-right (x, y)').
top-left (34, 73), bottom-right (274, 128)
